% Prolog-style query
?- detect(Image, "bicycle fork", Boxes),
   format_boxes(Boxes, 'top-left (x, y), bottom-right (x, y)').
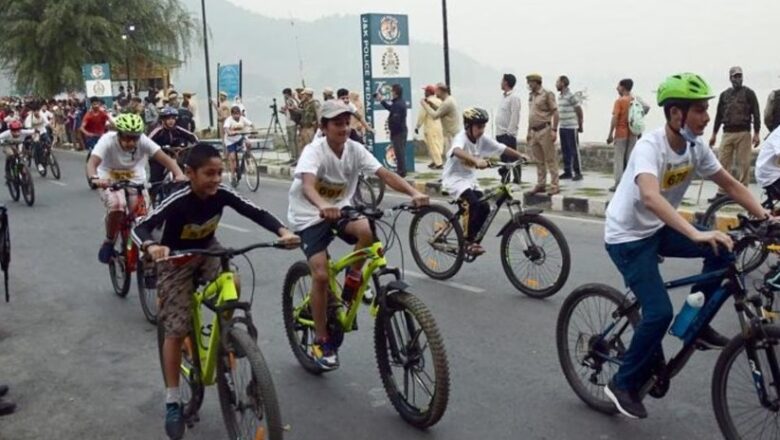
top-left (743, 327), bottom-right (780, 410)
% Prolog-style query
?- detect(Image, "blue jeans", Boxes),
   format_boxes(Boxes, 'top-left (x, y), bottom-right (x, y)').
top-left (605, 226), bottom-right (731, 391)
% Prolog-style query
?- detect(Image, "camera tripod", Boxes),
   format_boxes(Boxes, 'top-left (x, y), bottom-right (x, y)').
top-left (259, 98), bottom-right (292, 163)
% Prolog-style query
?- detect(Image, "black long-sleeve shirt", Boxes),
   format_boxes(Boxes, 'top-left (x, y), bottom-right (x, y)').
top-left (132, 184), bottom-right (285, 250)
top-left (380, 97), bottom-right (408, 136)
top-left (713, 86), bottom-right (761, 134)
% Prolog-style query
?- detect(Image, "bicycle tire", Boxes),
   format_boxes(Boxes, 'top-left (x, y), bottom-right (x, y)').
top-left (156, 323), bottom-right (205, 421)
top-left (281, 261), bottom-right (323, 375)
top-left (49, 152), bottom-right (60, 180)
top-left (217, 327), bottom-right (284, 440)
top-left (242, 151), bottom-right (260, 192)
top-left (374, 292), bottom-right (450, 429)
top-left (556, 283), bottom-right (639, 415)
top-left (354, 176), bottom-right (377, 208)
top-left (701, 195), bottom-right (742, 231)
top-left (109, 242), bottom-right (131, 297)
top-left (7, 167), bottom-right (19, 202)
top-left (702, 196), bottom-right (769, 272)
top-left (712, 324), bottom-right (780, 440)
top-left (374, 178), bottom-right (386, 205)
top-left (19, 165), bottom-right (34, 206)
top-left (137, 258), bottom-right (158, 325)
top-left (409, 204), bottom-right (465, 280)
top-left (500, 215), bottom-right (571, 298)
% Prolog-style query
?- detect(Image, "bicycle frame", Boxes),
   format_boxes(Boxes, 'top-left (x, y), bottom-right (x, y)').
top-left (294, 242), bottom-right (388, 333)
top-left (456, 179), bottom-right (529, 245)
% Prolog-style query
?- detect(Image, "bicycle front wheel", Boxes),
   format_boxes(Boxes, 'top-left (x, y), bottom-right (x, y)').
top-left (242, 151), bottom-right (260, 192)
top-left (354, 176), bottom-right (377, 208)
top-left (409, 204), bottom-right (465, 280)
top-left (556, 283), bottom-right (639, 415)
top-left (109, 243), bottom-right (131, 298)
top-left (282, 261), bottom-right (323, 374)
top-left (500, 215), bottom-right (571, 298)
top-left (136, 258), bottom-right (158, 325)
top-left (702, 196), bottom-right (768, 272)
top-left (217, 327), bottom-right (283, 440)
top-left (712, 324), bottom-right (780, 440)
top-left (375, 292), bottom-right (450, 429)
top-left (48, 152), bottom-right (61, 180)
top-left (19, 165), bottom-right (34, 206)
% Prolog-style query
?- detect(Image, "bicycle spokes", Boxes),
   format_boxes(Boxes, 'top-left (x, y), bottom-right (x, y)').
top-left (385, 309), bottom-right (435, 411)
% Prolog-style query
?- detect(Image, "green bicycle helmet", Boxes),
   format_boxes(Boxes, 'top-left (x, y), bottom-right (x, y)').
top-left (656, 73), bottom-right (714, 106)
top-left (114, 113), bottom-right (145, 135)
top-left (463, 107), bottom-right (490, 127)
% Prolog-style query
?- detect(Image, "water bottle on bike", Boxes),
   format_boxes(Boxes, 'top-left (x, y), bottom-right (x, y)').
top-left (670, 292), bottom-right (705, 338)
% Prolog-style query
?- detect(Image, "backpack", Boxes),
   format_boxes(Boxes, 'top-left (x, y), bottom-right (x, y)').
top-left (628, 97), bottom-right (646, 136)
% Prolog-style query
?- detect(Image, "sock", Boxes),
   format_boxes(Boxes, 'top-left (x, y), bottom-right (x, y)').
top-left (165, 387), bottom-right (180, 405)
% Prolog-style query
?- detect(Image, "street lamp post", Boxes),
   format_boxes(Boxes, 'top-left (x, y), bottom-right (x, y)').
top-left (201, 0), bottom-right (215, 129)
top-left (122, 23), bottom-right (135, 97)
top-left (441, 0), bottom-right (451, 89)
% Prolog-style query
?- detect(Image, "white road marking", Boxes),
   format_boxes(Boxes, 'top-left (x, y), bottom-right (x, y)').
top-left (48, 181), bottom-right (67, 187)
top-left (404, 270), bottom-right (486, 294)
top-left (220, 223), bottom-right (250, 233)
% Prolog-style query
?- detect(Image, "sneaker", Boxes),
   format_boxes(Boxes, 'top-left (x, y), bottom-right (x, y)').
top-left (559, 173), bottom-right (573, 180)
top-left (0, 399), bottom-right (16, 416)
top-left (98, 241), bottom-right (115, 264)
top-left (37, 163), bottom-right (45, 173)
top-left (696, 325), bottom-right (730, 350)
top-left (604, 380), bottom-right (647, 419)
top-left (572, 174), bottom-right (583, 181)
top-left (311, 338), bottom-right (340, 371)
top-left (547, 187), bottom-right (561, 196)
top-left (165, 402), bottom-right (185, 440)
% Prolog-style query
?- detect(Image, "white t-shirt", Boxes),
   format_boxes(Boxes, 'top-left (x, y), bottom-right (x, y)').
top-left (92, 132), bottom-right (161, 184)
top-left (223, 116), bottom-right (253, 146)
top-left (24, 112), bottom-right (49, 130)
top-left (287, 137), bottom-right (383, 231)
top-left (605, 126), bottom-right (721, 244)
top-left (441, 130), bottom-right (506, 198)
top-left (755, 127), bottom-right (780, 188)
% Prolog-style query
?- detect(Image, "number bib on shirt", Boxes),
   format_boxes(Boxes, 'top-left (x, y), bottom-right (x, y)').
top-left (661, 163), bottom-right (693, 190)
top-left (109, 169), bottom-right (136, 181)
top-left (180, 214), bottom-right (221, 240)
top-left (315, 179), bottom-right (347, 202)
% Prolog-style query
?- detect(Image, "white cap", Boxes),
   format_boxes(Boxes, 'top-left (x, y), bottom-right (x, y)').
top-left (320, 100), bottom-right (353, 119)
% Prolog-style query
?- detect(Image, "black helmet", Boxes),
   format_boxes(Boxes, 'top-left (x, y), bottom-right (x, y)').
top-left (463, 107), bottom-right (489, 127)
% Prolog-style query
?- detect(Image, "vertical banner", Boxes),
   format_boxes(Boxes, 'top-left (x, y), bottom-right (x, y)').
top-left (82, 63), bottom-right (113, 106)
top-left (217, 64), bottom-right (241, 101)
top-left (360, 14), bottom-right (414, 172)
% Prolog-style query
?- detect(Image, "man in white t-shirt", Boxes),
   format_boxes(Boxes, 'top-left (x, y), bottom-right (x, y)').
top-left (223, 106), bottom-right (253, 184)
top-left (602, 73), bottom-right (768, 420)
top-left (86, 113), bottom-right (185, 265)
top-left (287, 100), bottom-right (428, 371)
top-left (442, 107), bottom-right (525, 255)
top-left (754, 126), bottom-right (780, 199)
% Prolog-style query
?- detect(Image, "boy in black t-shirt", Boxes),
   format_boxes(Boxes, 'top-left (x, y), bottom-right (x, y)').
top-left (132, 143), bottom-right (299, 439)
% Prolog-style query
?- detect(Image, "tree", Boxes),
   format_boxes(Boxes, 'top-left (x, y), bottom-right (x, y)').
top-left (0, 0), bottom-right (197, 96)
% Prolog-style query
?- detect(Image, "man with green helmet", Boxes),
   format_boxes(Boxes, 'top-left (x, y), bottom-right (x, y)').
top-left (86, 113), bottom-right (185, 264)
top-left (602, 73), bottom-right (769, 419)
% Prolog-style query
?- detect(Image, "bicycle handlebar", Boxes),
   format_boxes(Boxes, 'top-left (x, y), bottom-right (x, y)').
top-left (488, 158), bottom-right (527, 169)
top-left (107, 180), bottom-right (147, 192)
top-left (336, 202), bottom-right (418, 222)
top-left (167, 241), bottom-right (288, 259)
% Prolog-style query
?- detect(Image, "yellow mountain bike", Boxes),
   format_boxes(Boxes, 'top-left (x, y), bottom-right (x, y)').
top-left (281, 204), bottom-right (451, 429)
top-left (158, 242), bottom-right (287, 440)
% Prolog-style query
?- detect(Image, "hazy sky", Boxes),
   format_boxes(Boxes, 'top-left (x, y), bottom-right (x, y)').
top-left (223, 0), bottom-right (780, 137)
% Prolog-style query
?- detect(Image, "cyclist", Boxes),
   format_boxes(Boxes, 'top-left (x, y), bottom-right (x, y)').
top-left (441, 107), bottom-right (526, 255)
top-left (149, 106), bottom-right (199, 202)
top-left (287, 99), bottom-right (429, 371)
top-left (223, 105), bottom-right (254, 182)
top-left (754, 125), bottom-right (780, 202)
top-left (80, 97), bottom-right (110, 153)
top-left (23, 103), bottom-right (52, 173)
top-left (131, 143), bottom-right (300, 440)
top-left (603, 73), bottom-right (769, 419)
top-left (85, 113), bottom-right (185, 264)
top-left (0, 120), bottom-right (36, 180)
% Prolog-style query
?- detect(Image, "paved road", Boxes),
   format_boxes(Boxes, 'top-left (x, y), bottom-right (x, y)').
top-left (0, 151), bottom-right (745, 439)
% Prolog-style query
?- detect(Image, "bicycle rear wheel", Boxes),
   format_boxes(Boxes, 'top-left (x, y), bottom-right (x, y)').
top-left (157, 323), bottom-right (204, 423)
top-left (281, 261), bottom-right (323, 374)
top-left (137, 258), bottom-right (158, 325)
top-left (19, 165), bottom-right (34, 206)
top-left (109, 242), bottom-right (131, 297)
top-left (375, 292), bottom-right (450, 428)
top-left (556, 283), bottom-right (639, 414)
top-left (500, 215), bottom-right (571, 298)
top-left (712, 324), bottom-right (780, 440)
top-left (48, 152), bottom-right (61, 180)
top-left (408, 204), bottom-right (465, 280)
top-left (354, 175), bottom-right (377, 208)
top-left (217, 327), bottom-right (283, 440)
top-left (242, 151), bottom-right (260, 192)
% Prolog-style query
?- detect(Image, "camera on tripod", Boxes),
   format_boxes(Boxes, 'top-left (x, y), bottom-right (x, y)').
top-left (269, 98), bottom-right (279, 115)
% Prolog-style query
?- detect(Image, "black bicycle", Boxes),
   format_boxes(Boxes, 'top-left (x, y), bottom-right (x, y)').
top-left (353, 172), bottom-right (386, 209)
top-left (30, 132), bottom-right (60, 179)
top-left (556, 216), bottom-right (780, 439)
top-left (226, 132), bottom-right (260, 192)
top-left (2, 140), bottom-right (35, 206)
top-left (408, 160), bottom-right (570, 298)
top-left (0, 205), bottom-right (10, 302)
